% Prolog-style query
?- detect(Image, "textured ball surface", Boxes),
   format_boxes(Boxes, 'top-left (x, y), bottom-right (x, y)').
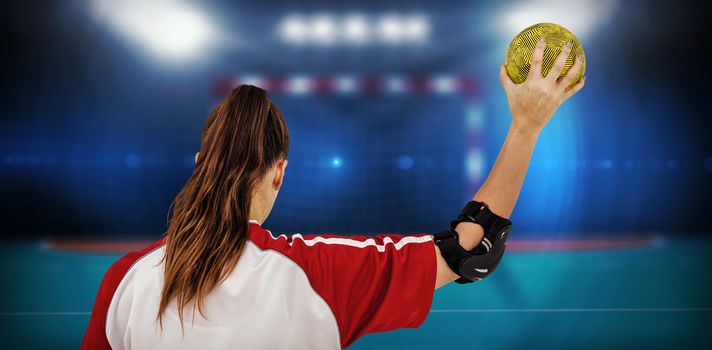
top-left (505, 23), bottom-right (585, 86)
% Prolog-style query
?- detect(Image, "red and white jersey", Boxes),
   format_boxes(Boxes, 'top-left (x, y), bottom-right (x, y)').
top-left (82, 221), bottom-right (436, 349)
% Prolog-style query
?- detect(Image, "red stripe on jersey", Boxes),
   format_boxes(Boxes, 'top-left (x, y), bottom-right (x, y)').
top-left (248, 224), bottom-right (437, 348)
top-left (81, 238), bottom-right (166, 350)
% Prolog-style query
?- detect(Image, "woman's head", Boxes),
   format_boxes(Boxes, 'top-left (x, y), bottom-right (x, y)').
top-left (159, 85), bottom-right (289, 327)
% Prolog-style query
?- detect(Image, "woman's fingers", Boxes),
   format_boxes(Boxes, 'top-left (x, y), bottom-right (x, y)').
top-left (563, 76), bottom-right (586, 99)
top-left (527, 37), bottom-right (546, 81)
top-left (499, 65), bottom-right (514, 91)
top-left (547, 41), bottom-right (573, 82)
top-left (559, 54), bottom-right (584, 88)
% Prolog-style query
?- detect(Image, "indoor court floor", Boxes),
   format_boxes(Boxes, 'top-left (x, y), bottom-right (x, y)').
top-left (1, 235), bottom-right (710, 349)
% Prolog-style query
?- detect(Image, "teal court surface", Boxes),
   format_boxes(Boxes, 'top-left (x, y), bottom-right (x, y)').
top-left (1, 235), bottom-right (710, 349)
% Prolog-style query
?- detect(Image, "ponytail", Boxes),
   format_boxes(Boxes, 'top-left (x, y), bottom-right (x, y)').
top-left (158, 85), bottom-right (289, 328)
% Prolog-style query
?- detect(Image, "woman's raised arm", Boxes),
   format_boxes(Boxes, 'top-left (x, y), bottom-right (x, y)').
top-left (434, 38), bottom-right (586, 288)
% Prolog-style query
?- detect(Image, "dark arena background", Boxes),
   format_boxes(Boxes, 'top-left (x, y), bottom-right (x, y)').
top-left (1, 0), bottom-right (711, 349)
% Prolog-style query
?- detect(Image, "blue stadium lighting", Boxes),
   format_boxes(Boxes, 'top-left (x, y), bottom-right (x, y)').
top-left (29, 155), bottom-right (41, 166)
top-left (539, 158), bottom-right (557, 170)
top-left (331, 157), bottom-right (342, 168)
top-left (385, 76), bottom-right (407, 94)
top-left (466, 150), bottom-right (484, 180)
top-left (3, 154), bottom-right (42, 167)
top-left (465, 105), bottom-right (484, 131)
top-left (335, 76), bottom-right (358, 94)
top-left (432, 76), bottom-right (457, 94)
top-left (287, 76), bottom-right (312, 94)
top-left (566, 159), bottom-right (578, 171)
top-left (125, 153), bottom-right (142, 169)
top-left (600, 159), bottom-right (613, 169)
top-left (396, 155), bottom-right (414, 170)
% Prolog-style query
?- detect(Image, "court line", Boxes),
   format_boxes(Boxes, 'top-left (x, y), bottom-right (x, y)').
top-left (429, 307), bottom-right (712, 313)
top-left (2, 308), bottom-right (712, 316)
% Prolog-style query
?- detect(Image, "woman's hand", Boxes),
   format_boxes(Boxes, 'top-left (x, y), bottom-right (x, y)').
top-left (499, 37), bottom-right (586, 134)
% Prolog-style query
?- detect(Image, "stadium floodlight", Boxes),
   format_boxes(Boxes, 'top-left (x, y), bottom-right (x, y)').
top-left (378, 14), bottom-right (404, 44)
top-left (499, 0), bottom-right (618, 40)
top-left (311, 14), bottom-right (337, 45)
top-left (466, 150), bottom-right (484, 181)
top-left (343, 14), bottom-right (370, 44)
top-left (279, 15), bottom-right (309, 45)
top-left (287, 76), bottom-right (312, 94)
top-left (277, 14), bottom-right (430, 46)
top-left (385, 76), bottom-right (407, 93)
top-left (331, 157), bottom-right (342, 168)
top-left (335, 76), bottom-right (358, 94)
top-left (432, 76), bottom-right (457, 94)
top-left (90, 0), bottom-right (218, 63)
top-left (402, 15), bottom-right (430, 44)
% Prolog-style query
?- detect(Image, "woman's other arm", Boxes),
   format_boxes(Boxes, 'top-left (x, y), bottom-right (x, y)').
top-left (435, 39), bottom-right (586, 288)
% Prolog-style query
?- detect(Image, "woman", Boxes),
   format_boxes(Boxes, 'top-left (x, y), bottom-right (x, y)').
top-left (82, 39), bottom-right (584, 349)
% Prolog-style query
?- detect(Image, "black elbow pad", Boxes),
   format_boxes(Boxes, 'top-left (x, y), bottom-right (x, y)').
top-left (434, 201), bottom-right (512, 284)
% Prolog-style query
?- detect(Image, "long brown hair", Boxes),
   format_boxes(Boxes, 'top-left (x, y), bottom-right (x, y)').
top-left (158, 85), bottom-right (289, 328)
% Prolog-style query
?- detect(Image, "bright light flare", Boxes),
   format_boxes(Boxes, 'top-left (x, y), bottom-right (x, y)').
top-left (378, 15), bottom-right (404, 44)
top-left (311, 14), bottom-right (338, 45)
top-left (278, 13), bottom-right (430, 46)
top-left (403, 15), bottom-right (430, 43)
top-left (343, 14), bottom-right (370, 44)
top-left (432, 76), bottom-right (457, 94)
top-left (279, 15), bottom-right (309, 45)
top-left (331, 157), bottom-right (342, 168)
top-left (287, 76), bottom-right (312, 94)
top-left (335, 76), bottom-right (358, 93)
top-left (90, 0), bottom-right (219, 63)
top-left (499, 0), bottom-right (618, 40)
top-left (466, 150), bottom-right (484, 181)
top-left (385, 76), bottom-right (407, 93)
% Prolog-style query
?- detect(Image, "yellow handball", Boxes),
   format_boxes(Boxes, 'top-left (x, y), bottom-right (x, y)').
top-left (505, 23), bottom-right (585, 86)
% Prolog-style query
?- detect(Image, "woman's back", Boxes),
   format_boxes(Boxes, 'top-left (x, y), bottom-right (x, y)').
top-left (85, 221), bottom-right (435, 349)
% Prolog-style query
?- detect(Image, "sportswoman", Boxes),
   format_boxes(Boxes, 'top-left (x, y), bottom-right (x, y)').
top-left (82, 39), bottom-right (584, 349)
